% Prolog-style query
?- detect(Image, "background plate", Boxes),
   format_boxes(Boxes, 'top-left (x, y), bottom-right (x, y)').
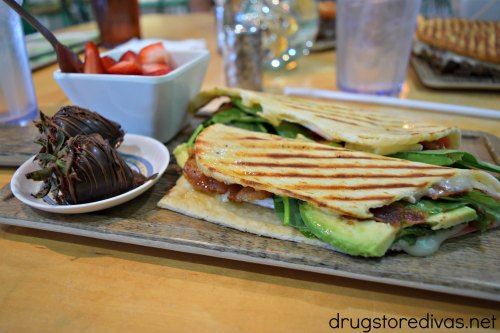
top-left (411, 57), bottom-right (500, 91)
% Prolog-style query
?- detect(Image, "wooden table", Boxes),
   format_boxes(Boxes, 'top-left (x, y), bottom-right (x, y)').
top-left (1, 13), bottom-right (499, 333)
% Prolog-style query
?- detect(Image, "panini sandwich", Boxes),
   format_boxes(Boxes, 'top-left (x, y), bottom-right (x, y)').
top-left (186, 87), bottom-right (499, 174)
top-left (159, 124), bottom-right (500, 257)
top-left (189, 87), bottom-right (461, 155)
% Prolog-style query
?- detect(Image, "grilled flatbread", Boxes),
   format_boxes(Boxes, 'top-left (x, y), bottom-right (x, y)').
top-left (416, 16), bottom-right (500, 64)
top-left (159, 124), bottom-right (500, 257)
top-left (189, 87), bottom-right (461, 155)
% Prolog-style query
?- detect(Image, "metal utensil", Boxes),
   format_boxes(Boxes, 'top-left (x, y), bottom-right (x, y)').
top-left (2, 0), bottom-right (84, 73)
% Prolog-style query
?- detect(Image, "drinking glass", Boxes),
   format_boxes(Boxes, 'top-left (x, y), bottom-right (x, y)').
top-left (336, 0), bottom-right (422, 96)
top-left (0, 0), bottom-right (38, 126)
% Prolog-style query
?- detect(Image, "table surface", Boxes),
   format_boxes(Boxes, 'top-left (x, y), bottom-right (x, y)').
top-left (1, 13), bottom-right (499, 333)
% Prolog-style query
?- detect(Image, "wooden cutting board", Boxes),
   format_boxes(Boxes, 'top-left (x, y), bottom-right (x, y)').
top-left (0, 125), bottom-right (499, 302)
top-left (0, 124), bottom-right (39, 167)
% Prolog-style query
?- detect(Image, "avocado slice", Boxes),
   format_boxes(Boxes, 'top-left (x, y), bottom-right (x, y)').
top-left (426, 206), bottom-right (477, 230)
top-left (173, 142), bottom-right (192, 168)
top-left (300, 203), bottom-right (400, 257)
top-left (300, 202), bottom-right (479, 257)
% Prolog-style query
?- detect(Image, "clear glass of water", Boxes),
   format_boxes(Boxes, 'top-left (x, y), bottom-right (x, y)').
top-left (336, 0), bottom-right (422, 96)
top-left (0, 0), bottom-right (38, 126)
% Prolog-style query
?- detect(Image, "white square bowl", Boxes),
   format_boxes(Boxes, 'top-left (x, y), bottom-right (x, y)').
top-left (53, 43), bottom-right (210, 142)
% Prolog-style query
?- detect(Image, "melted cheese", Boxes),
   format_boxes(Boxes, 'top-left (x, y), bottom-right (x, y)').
top-left (392, 224), bottom-right (467, 256)
top-left (425, 171), bottom-right (500, 198)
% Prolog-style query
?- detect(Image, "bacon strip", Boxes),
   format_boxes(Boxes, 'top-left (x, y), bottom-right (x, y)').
top-left (183, 156), bottom-right (272, 203)
top-left (370, 203), bottom-right (427, 227)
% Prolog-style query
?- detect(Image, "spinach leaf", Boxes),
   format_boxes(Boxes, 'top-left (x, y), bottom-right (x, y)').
top-left (231, 97), bottom-right (262, 115)
top-left (390, 150), bottom-right (500, 175)
top-left (273, 196), bottom-right (315, 237)
top-left (440, 191), bottom-right (500, 231)
top-left (323, 141), bottom-right (344, 148)
top-left (275, 121), bottom-right (313, 139)
top-left (230, 121), bottom-right (269, 133)
top-left (396, 224), bottom-right (435, 246)
top-left (187, 124), bottom-right (205, 145)
top-left (207, 108), bottom-right (269, 125)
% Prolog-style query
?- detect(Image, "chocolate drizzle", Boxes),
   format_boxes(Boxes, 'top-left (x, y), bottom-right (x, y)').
top-left (35, 106), bottom-right (125, 151)
top-left (59, 134), bottom-right (146, 204)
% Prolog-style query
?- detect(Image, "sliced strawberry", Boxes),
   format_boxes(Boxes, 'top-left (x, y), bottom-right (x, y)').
top-left (147, 68), bottom-right (173, 76)
top-left (138, 42), bottom-right (171, 65)
top-left (101, 56), bottom-right (117, 72)
top-left (141, 63), bottom-right (172, 76)
top-left (119, 50), bottom-right (139, 64)
top-left (83, 42), bottom-right (104, 74)
top-left (107, 61), bottom-right (142, 75)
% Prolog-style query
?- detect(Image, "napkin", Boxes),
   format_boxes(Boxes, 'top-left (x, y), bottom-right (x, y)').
top-left (112, 38), bottom-right (207, 53)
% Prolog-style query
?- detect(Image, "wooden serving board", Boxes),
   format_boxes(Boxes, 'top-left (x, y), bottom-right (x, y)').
top-left (0, 126), bottom-right (499, 302)
top-left (0, 124), bottom-right (39, 167)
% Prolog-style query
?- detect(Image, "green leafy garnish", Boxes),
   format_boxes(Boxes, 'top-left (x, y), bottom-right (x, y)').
top-left (231, 97), bottom-right (262, 115)
top-left (275, 121), bottom-right (313, 139)
top-left (187, 124), bottom-right (205, 145)
top-left (396, 224), bottom-right (435, 246)
top-left (273, 196), bottom-right (315, 237)
top-left (405, 199), bottom-right (468, 215)
top-left (208, 108), bottom-right (269, 125)
top-left (390, 150), bottom-right (500, 175)
top-left (440, 191), bottom-right (500, 231)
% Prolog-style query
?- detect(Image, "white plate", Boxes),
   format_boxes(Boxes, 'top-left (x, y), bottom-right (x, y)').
top-left (10, 134), bottom-right (169, 214)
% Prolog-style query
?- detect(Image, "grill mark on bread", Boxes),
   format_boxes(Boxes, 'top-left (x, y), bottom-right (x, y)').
top-left (270, 188), bottom-right (358, 216)
top-left (240, 136), bottom-right (267, 140)
top-left (315, 114), bottom-right (363, 127)
top-left (322, 195), bottom-right (394, 201)
top-left (241, 144), bottom-right (345, 151)
top-left (288, 182), bottom-right (428, 190)
top-left (231, 171), bottom-right (455, 178)
top-left (198, 139), bottom-right (344, 152)
top-left (241, 152), bottom-right (387, 160)
top-left (277, 99), bottom-right (404, 126)
top-left (230, 161), bottom-right (450, 170)
top-left (301, 107), bottom-right (428, 128)
top-left (320, 111), bottom-right (382, 124)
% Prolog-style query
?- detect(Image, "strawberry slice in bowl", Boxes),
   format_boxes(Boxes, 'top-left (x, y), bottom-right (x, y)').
top-left (101, 56), bottom-right (117, 72)
top-left (83, 42), bottom-right (105, 74)
top-left (119, 50), bottom-right (140, 64)
top-left (107, 61), bottom-right (143, 75)
top-left (141, 63), bottom-right (173, 76)
top-left (138, 42), bottom-right (171, 65)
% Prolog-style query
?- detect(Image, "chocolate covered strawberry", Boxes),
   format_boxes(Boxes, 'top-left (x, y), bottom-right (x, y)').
top-left (35, 106), bottom-right (125, 154)
top-left (26, 133), bottom-right (148, 205)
